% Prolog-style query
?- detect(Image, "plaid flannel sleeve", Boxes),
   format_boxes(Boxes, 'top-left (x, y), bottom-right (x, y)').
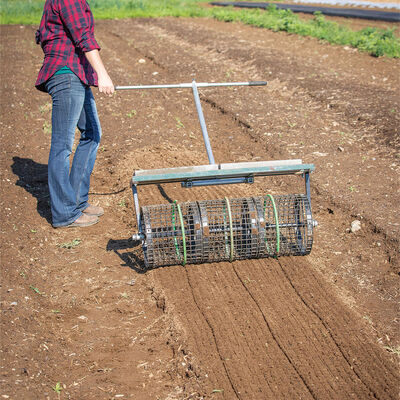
top-left (59, 0), bottom-right (100, 52)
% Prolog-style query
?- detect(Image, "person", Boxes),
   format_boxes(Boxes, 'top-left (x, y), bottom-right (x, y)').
top-left (35, 0), bottom-right (114, 228)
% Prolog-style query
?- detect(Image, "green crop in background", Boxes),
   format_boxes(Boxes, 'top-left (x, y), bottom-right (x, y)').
top-left (1, 0), bottom-right (399, 58)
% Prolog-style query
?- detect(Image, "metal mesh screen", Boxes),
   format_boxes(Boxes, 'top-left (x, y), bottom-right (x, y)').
top-left (141, 194), bottom-right (313, 268)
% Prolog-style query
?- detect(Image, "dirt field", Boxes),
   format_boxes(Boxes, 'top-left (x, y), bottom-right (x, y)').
top-left (1, 16), bottom-right (399, 400)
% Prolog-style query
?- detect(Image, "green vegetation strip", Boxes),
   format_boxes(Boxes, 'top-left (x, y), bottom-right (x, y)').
top-left (1, 0), bottom-right (399, 57)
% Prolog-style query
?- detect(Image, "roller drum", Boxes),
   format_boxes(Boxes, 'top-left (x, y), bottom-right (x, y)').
top-left (141, 194), bottom-right (313, 268)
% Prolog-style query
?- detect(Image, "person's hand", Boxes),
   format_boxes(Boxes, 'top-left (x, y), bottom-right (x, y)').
top-left (98, 72), bottom-right (114, 95)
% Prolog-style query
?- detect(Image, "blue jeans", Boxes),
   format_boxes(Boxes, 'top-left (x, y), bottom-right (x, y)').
top-left (45, 73), bottom-right (102, 227)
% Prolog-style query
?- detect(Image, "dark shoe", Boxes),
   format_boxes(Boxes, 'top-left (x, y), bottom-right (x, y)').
top-left (83, 205), bottom-right (104, 217)
top-left (58, 213), bottom-right (99, 228)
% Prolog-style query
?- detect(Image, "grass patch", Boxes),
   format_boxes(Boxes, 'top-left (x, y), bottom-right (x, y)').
top-left (1, 1), bottom-right (399, 57)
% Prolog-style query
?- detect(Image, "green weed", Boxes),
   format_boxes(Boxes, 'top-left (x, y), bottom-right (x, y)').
top-left (175, 116), bottom-right (185, 129)
top-left (225, 68), bottom-right (234, 79)
top-left (126, 109), bottom-right (137, 118)
top-left (59, 238), bottom-right (81, 249)
top-left (383, 345), bottom-right (400, 356)
top-left (53, 382), bottom-right (62, 399)
top-left (43, 121), bottom-right (51, 135)
top-left (30, 285), bottom-right (44, 295)
top-left (39, 102), bottom-right (51, 114)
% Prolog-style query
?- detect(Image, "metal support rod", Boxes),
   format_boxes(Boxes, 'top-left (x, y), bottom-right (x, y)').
top-left (181, 176), bottom-right (254, 188)
top-left (191, 80), bottom-right (216, 165)
top-left (131, 184), bottom-right (143, 236)
top-left (304, 172), bottom-right (311, 205)
top-left (148, 221), bottom-right (309, 238)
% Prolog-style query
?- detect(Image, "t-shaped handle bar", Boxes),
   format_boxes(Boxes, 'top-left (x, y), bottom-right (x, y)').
top-left (114, 80), bottom-right (267, 165)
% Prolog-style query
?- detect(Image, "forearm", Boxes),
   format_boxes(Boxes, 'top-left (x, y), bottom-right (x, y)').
top-left (85, 49), bottom-right (107, 76)
top-left (85, 49), bottom-right (114, 94)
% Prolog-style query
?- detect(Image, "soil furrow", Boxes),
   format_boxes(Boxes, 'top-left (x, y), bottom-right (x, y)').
top-left (184, 267), bottom-right (242, 399)
top-left (280, 257), bottom-right (399, 398)
top-left (137, 18), bottom-right (400, 147)
top-left (154, 262), bottom-right (315, 399)
top-left (230, 262), bottom-right (319, 400)
top-left (232, 258), bottom-right (381, 399)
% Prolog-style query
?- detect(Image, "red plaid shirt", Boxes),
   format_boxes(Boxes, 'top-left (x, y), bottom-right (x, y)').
top-left (35, 0), bottom-right (100, 92)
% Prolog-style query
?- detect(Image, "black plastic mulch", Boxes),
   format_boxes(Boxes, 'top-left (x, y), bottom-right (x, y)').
top-left (210, 1), bottom-right (400, 22)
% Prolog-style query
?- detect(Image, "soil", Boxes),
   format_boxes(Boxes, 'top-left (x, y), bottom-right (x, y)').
top-left (1, 15), bottom-right (399, 400)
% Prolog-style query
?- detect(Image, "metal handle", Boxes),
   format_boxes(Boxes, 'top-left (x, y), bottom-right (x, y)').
top-left (115, 80), bottom-right (267, 166)
top-left (191, 81), bottom-right (215, 164)
top-left (115, 81), bottom-right (267, 90)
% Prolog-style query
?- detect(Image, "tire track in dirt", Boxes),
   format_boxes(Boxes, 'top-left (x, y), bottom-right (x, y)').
top-left (94, 20), bottom-right (399, 398)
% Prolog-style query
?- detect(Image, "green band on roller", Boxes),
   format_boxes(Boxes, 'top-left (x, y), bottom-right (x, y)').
top-left (265, 194), bottom-right (280, 255)
top-left (172, 200), bottom-right (187, 266)
top-left (171, 202), bottom-right (181, 261)
top-left (175, 201), bottom-right (187, 266)
top-left (224, 197), bottom-right (234, 262)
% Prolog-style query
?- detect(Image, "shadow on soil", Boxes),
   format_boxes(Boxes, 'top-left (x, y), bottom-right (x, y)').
top-left (106, 184), bottom-right (176, 274)
top-left (106, 238), bottom-right (148, 274)
top-left (11, 157), bottom-right (52, 224)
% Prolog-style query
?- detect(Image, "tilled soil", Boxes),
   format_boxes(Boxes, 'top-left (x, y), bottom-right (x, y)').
top-left (1, 16), bottom-right (399, 400)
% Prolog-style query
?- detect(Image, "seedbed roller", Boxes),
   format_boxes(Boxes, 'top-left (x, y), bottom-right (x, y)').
top-left (115, 80), bottom-right (317, 268)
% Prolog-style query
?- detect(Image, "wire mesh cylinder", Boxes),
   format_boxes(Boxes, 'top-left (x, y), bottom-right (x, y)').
top-left (141, 194), bottom-right (313, 268)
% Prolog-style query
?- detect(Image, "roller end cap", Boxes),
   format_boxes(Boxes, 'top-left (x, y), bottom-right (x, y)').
top-left (132, 233), bottom-right (145, 241)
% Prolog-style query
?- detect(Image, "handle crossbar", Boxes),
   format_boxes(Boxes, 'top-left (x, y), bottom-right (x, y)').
top-left (115, 81), bottom-right (267, 90)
